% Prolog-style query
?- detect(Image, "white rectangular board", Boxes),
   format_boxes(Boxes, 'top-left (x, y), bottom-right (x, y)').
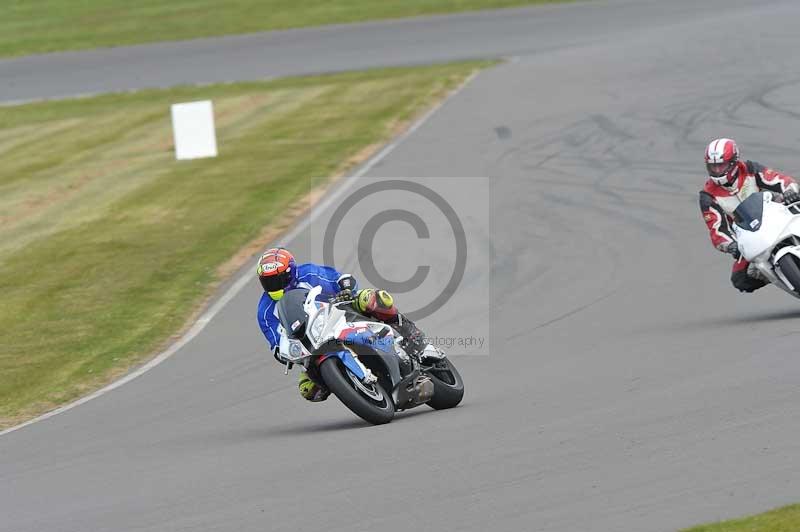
top-left (171, 100), bottom-right (218, 160)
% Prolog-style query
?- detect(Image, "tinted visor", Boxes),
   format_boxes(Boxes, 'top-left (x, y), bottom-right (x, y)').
top-left (707, 160), bottom-right (734, 178)
top-left (259, 270), bottom-right (292, 292)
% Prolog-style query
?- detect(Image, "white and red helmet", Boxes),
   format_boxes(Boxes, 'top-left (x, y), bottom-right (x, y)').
top-left (705, 138), bottom-right (740, 185)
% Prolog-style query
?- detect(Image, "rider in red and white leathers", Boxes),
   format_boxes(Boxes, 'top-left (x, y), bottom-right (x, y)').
top-left (700, 138), bottom-right (800, 292)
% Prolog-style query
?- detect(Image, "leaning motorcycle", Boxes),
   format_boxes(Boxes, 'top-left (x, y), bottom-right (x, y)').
top-left (274, 286), bottom-right (464, 425)
top-left (733, 191), bottom-right (800, 298)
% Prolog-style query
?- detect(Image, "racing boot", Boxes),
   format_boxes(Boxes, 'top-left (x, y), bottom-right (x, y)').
top-left (394, 314), bottom-right (444, 364)
top-left (298, 371), bottom-right (330, 402)
top-left (354, 288), bottom-right (445, 363)
top-left (747, 262), bottom-right (771, 285)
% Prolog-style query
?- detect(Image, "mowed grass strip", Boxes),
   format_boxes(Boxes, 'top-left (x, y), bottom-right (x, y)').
top-left (0, 0), bottom-right (571, 58)
top-left (0, 62), bottom-right (487, 429)
top-left (682, 504), bottom-right (800, 532)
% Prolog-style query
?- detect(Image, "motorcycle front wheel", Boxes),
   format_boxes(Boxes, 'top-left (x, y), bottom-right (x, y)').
top-left (777, 254), bottom-right (800, 294)
top-left (320, 357), bottom-right (395, 425)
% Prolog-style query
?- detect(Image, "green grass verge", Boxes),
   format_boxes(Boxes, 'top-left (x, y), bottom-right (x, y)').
top-left (0, 61), bottom-right (489, 429)
top-left (0, 0), bottom-right (571, 58)
top-left (682, 504), bottom-right (800, 532)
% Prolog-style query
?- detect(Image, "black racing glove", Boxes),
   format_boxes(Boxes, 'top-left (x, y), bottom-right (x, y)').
top-left (331, 273), bottom-right (357, 304)
top-left (724, 241), bottom-right (741, 260)
top-left (784, 189), bottom-right (800, 205)
top-left (330, 289), bottom-right (353, 304)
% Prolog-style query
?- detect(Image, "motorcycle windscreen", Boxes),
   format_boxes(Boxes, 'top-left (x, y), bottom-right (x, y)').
top-left (275, 288), bottom-right (310, 339)
top-left (733, 192), bottom-right (765, 232)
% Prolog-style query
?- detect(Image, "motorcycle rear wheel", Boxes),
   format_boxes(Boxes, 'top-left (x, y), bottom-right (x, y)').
top-left (320, 357), bottom-right (395, 425)
top-left (424, 358), bottom-right (464, 410)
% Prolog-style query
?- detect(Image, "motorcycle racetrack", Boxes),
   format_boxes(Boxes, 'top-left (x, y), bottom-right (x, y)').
top-left (3, 1), bottom-right (800, 531)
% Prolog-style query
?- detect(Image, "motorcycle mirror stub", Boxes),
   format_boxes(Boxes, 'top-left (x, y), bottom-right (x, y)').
top-left (304, 285), bottom-right (323, 310)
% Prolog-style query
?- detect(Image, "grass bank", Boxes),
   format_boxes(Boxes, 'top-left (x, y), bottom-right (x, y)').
top-left (682, 504), bottom-right (800, 532)
top-left (0, 61), bottom-right (488, 429)
top-left (0, 0), bottom-right (570, 57)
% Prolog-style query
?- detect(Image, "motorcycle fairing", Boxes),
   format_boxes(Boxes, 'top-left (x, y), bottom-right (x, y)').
top-left (729, 192), bottom-right (800, 298)
top-left (302, 287), bottom-right (402, 385)
top-left (285, 285), bottom-right (420, 397)
top-left (337, 322), bottom-right (396, 354)
top-left (734, 194), bottom-right (800, 261)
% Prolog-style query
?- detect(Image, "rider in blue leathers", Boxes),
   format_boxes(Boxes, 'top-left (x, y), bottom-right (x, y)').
top-left (257, 263), bottom-right (348, 353)
top-left (256, 247), bottom-right (431, 402)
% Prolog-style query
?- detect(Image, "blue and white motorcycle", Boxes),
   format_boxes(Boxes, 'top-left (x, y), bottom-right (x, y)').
top-left (275, 286), bottom-right (464, 425)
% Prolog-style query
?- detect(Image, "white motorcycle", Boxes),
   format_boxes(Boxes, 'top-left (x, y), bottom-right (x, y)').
top-left (733, 191), bottom-right (800, 297)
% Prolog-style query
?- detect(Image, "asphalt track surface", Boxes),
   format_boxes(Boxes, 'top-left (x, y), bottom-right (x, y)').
top-left (4, 1), bottom-right (800, 531)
